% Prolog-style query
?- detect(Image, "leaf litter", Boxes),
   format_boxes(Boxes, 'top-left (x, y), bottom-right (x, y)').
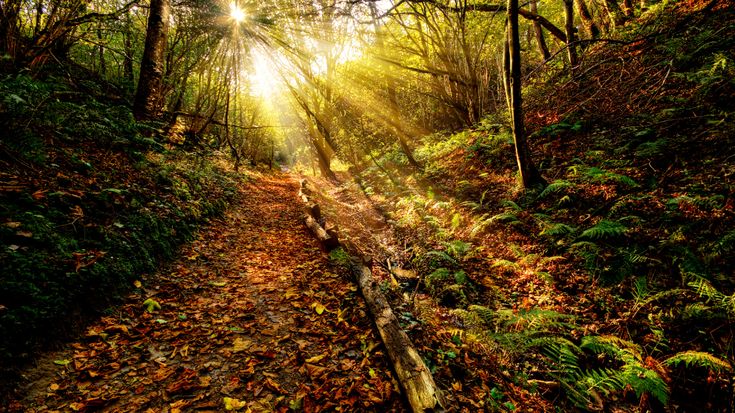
top-left (10, 173), bottom-right (405, 412)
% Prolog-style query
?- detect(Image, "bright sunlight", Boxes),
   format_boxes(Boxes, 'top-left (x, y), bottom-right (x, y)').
top-left (229, 2), bottom-right (245, 23)
top-left (248, 49), bottom-right (282, 97)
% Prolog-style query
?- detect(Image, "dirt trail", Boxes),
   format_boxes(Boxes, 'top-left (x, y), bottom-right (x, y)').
top-left (8, 173), bottom-right (404, 412)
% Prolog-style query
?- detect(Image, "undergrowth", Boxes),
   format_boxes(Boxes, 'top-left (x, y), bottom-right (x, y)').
top-left (0, 70), bottom-right (238, 374)
top-left (349, 1), bottom-right (735, 410)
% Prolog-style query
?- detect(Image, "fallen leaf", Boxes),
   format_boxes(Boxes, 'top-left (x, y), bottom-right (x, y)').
top-left (312, 302), bottom-right (326, 315)
top-left (232, 337), bottom-right (251, 352)
top-left (143, 298), bottom-right (161, 313)
top-left (305, 363), bottom-right (328, 379)
top-left (16, 230), bottom-right (33, 238)
top-left (3, 222), bottom-right (21, 229)
top-left (305, 354), bottom-right (327, 363)
top-left (54, 359), bottom-right (71, 366)
top-left (133, 280), bottom-right (142, 288)
top-left (264, 378), bottom-right (285, 394)
top-left (223, 396), bottom-right (247, 410)
top-left (170, 399), bottom-right (190, 413)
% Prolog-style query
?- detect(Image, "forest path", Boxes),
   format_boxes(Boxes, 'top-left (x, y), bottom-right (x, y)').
top-left (12, 173), bottom-right (404, 412)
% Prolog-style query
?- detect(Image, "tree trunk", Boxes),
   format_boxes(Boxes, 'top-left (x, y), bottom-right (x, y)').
top-left (602, 0), bottom-right (626, 28)
top-left (123, 12), bottom-right (134, 84)
top-left (529, 0), bottom-right (550, 61)
top-left (507, 0), bottom-right (545, 189)
top-left (352, 261), bottom-right (444, 412)
top-left (622, 0), bottom-right (634, 16)
top-left (563, 0), bottom-right (578, 71)
top-left (133, 0), bottom-right (170, 121)
top-left (97, 23), bottom-right (105, 76)
top-left (575, 0), bottom-right (600, 38)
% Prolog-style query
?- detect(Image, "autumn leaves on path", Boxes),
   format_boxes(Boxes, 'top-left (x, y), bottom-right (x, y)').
top-left (17, 173), bottom-right (404, 412)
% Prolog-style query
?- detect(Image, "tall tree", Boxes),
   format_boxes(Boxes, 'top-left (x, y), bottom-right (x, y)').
top-left (134, 0), bottom-right (170, 121)
top-left (529, 0), bottom-right (550, 60)
top-left (506, 0), bottom-right (545, 188)
top-left (563, 0), bottom-right (578, 71)
top-left (575, 0), bottom-right (600, 38)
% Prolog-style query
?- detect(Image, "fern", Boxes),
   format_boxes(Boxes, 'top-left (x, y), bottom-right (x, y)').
top-left (664, 351), bottom-right (732, 372)
top-left (499, 199), bottom-right (522, 210)
top-left (579, 220), bottom-right (627, 240)
top-left (538, 180), bottom-right (574, 199)
top-left (581, 335), bottom-right (642, 358)
top-left (442, 240), bottom-right (472, 260)
top-left (489, 211), bottom-right (520, 224)
top-left (707, 230), bottom-right (735, 261)
top-left (686, 275), bottom-right (735, 316)
top-left (425, 267), bottom-right (452, 292)
top-left (666, 194), bottom-right (725, 211)
top-left (635, 138), bottom-right (668, 158)
top-left (582, 167), bottom-right (638, 187)
top-left (470, 213), bottom-right (492, 236)
top-left (539, 222), bottom-right (576, 238)
top-left (424, 250), bottom-right (458, 266)
top-left (491, 259), bottom-right (520, 272)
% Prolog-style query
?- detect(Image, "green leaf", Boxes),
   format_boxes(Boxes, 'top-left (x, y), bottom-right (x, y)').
top-left (143, 298), bottom-right (161, 313)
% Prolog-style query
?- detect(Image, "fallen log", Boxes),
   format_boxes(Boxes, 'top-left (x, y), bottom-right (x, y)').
top-left (303, 200), bottom-right (321, 222)
top-left (352, 259), bottom-right (444, 412)
top-left (304, 214), bottom-right (339, 250)
top-left (297, 178), bottom-right (443, 412)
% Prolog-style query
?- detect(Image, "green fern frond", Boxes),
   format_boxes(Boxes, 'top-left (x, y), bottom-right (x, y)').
top-left (492, 259), bottom-right (520, 270)
top-left (579, 220), bottom-right (627, 240)
top-left (667, 195), bottom-right (725, 211)
top-left (500, 199), bottom-right (522, 210)
top-left (581, 335), bottom-right (642, 360)
top-left (634, 138), bottom-right (668, 158)
top-left (540, 222), bottom-right (576, 238)
top-left (532, 212), bottom-right (552, 222)
top-left (575, 368), bottom-right (625, 396)
top-left (538, 179), bottom-right (574, 199)
top-left (490, 211), bottom-right (520, 224)
top-left (425, 250), bottom-right (458, 265)
top-left (528, 336), bottom-right (580, 352)
top-left (620, 364), bottom-right (669, 404)
top-left (468, 305), bottom-right (496, 327)
top-left (542, 342), bottom-right (582, 375)
top-left (470, 214), bottom-right (493, 236)
top-left (686, 275), bottom-right (735, 315)
top-left (710, 230), bottom-right (735, 258)
top-left (442, 240), bottom-right (472, 259)
top-left (583, 167), bottom-right (638, 187)
top-left (664, 351), bottom-right (733, 372)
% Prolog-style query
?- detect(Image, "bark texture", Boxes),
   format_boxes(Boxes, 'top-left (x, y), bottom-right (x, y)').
top-left (133, 0), bottom-right (170, 121)
top-left (507, 0), bottom-right (545, 188)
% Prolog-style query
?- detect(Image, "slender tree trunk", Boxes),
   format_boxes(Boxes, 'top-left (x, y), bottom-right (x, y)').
top-left (97, 23), bottom-right (105, 76)
top-left (506, 0), bottom-right (545, 189)
top-left (224, 89), bottom-right (241, 171)
top-left (529, 0), bottom-right (550, 61)
top-left (123, 12), bottom-right (134, 84)
top-left (33, 0), bottom-right (43, 36)
top-left (563, 0), bottom-right (578, 71)
top-left (622, 0), bottom-right (634, 16)
top-left (602, 0), bottom-right (626, 28)
top-left (369, 3), bottom-right (421, 168)
top-left (133, 0), bottom-right (170, 121)
top-left (575, 0), bottom-right (600, 38)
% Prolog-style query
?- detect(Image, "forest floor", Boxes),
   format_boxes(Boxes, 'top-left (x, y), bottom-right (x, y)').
top-left (5, 172), bottom-right (405, 413)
